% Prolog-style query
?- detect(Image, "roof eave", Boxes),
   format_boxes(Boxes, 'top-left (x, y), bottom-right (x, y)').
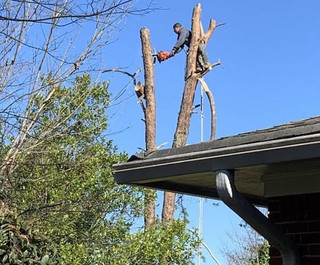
top-left (114, 133), bottom-right (320, 186)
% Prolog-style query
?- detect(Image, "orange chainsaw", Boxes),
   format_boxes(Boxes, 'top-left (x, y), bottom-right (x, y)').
top-left (152, 50), bottom-right (172, 63)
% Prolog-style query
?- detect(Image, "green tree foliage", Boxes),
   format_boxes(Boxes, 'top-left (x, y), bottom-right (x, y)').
top-left (0, 205), bottom-right (60, 265)
top-left (249, 241), bottom-right (270, 265)
top-left (0, 74), bottom-right (199, 264)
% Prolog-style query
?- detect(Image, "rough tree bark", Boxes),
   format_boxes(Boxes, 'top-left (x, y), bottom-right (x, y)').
top-left (162, 3), bottom-right (220, 223)
top-left (162, 3), bottom-right (202, 224)
top-left (171, 4), bottom-right (202, 148)
top-left (140, 28), bottom-right (156, 228)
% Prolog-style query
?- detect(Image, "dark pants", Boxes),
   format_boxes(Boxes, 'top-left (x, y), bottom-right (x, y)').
top-left (196, 41), bottom-right (209, 71)
top-left (184, 42), bottom-right (210, 79)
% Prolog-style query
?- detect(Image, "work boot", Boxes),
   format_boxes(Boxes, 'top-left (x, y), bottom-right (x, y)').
top-left (195, 63), bottom-right (211, 74)
top-left (203, 62), bottom-right (212, 71)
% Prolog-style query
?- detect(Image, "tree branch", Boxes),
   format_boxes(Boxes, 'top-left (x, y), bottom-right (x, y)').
top-left (201, 19), bottom-right (216, 45)
top-left (0, 0), bottom-right (133, 23)
top-left (18, 202), bottom-right (63, 216)
top-left (201, 20), bottom-right (227, 45)
top-left (198, 77), bottom-right (216, 140)
top-left (196, 59), bottom-right (222, 78)
top-left (102, 68), bottom-right (141, 85)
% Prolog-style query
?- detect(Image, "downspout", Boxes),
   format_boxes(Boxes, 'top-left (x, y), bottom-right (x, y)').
top-left (216, 169), bottom-right (300, 265)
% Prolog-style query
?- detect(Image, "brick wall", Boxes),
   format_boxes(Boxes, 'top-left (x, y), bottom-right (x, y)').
top-left (268, 193), bottom-right (320, 265)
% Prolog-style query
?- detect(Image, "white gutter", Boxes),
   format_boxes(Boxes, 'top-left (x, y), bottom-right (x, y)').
top-left (216, 169), bottom-right (300, 265)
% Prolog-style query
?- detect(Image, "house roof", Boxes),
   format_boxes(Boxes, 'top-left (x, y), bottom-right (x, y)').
top-left (113, 117), bottom-right (320, 205)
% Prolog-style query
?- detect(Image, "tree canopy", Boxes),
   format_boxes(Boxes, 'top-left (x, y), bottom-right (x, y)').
top-left (0, 74), bottom-right (199, 264)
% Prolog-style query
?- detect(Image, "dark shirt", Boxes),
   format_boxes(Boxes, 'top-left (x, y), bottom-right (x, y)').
top-left (172, 27), bottom-right (191, 54)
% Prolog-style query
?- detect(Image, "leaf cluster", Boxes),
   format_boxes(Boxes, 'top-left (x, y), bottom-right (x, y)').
top-left (0, 207), bottom-right (59, 265)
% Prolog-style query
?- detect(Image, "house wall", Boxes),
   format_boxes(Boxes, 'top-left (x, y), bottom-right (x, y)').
top-left (268, 193), bottom-right (320, 265)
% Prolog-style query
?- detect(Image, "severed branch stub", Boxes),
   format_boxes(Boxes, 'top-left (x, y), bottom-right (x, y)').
top-left (134, 81), bottom-right (146, 115)
top-left (135, 81), bottom-right (145, 104)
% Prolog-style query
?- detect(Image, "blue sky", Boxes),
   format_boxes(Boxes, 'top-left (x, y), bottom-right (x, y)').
top-left (104, 1), bottom-right (320, 263)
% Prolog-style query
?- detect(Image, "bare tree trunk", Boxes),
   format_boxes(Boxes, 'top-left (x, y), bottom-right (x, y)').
top-left (162, 3), bottom-right (202, 224)
top-left (162, 3), bottom-right (221, 223)
top-left (172, 4), bottom-right (202, 148)
top-left (140, 27), bottom-right (156, 228)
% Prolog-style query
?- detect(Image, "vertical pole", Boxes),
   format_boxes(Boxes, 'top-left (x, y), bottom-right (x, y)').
top-left (200, 85), bottom-right (204, 143)
top-left (198, 85), bottom-right (204, 265)
top-left (198, 197), bottom-right (203, 265)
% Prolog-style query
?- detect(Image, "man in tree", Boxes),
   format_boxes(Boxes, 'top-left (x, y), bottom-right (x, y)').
top-left (169, 22), bottom-right (210, 73)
